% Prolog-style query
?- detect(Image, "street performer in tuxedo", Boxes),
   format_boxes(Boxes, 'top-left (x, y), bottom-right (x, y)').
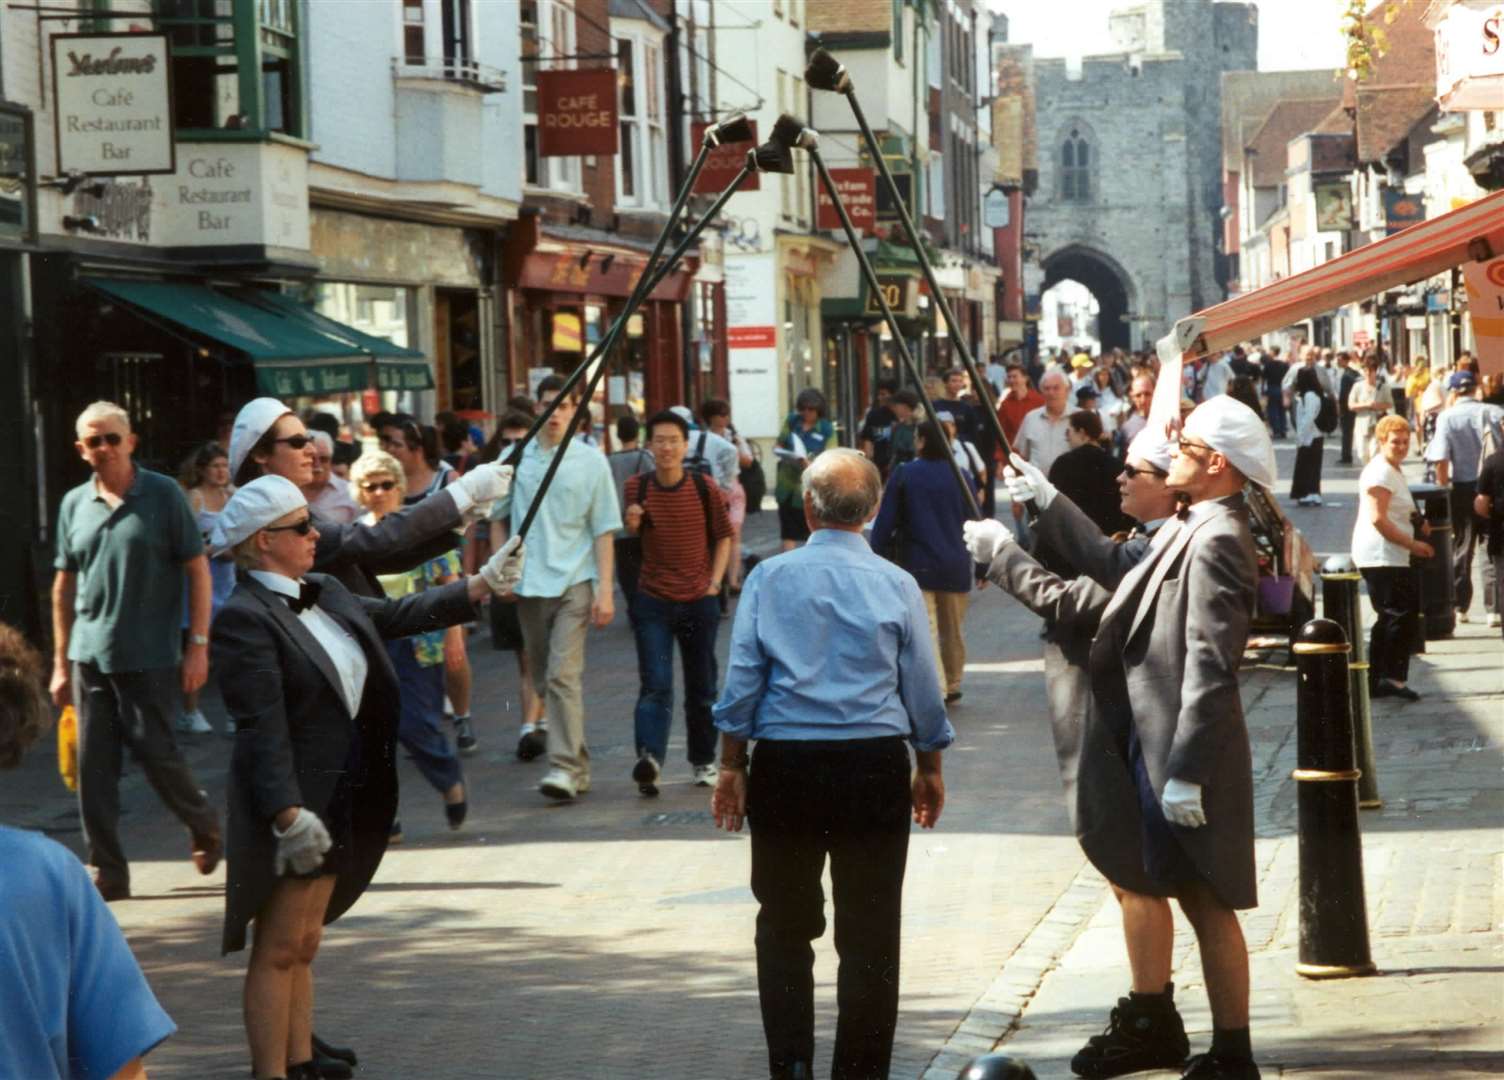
top-left (209, 476), bottom-right (525, 1080)
top-left (966, 396), bottom-right (1274, 1080)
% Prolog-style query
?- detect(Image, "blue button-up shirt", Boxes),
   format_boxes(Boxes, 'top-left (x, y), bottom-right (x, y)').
top-left (492, 437), bottom-right (622, 598)
top-left (713, 529), bottom-right (955, 751)
top-left (1426, 398), bottom-right (1504, 484)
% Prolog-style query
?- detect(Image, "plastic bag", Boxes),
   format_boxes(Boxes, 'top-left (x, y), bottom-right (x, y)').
top-left (57, 705), bottom-right (78, 792)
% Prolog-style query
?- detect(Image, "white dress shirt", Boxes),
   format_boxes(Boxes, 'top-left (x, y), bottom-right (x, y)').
top-left (249, 570), bottom-right (368, 717)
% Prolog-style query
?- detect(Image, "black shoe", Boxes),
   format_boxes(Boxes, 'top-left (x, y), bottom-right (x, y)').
top-left (945, 690), bottom-right (963, 704)
top-left (1181, 1052), bottom-right (1260, 1079)
top-left (516, 725), bottom-right (547, 761)
top-left (772, 1064), bottom-right (811, 1080)
top-left (311, 1033), bottom-right (357, 1067)
top-left (632, 752), bottom-right (661, 797)
top-left (445, 798), bottom-right (468, 830)
top-left (1071, 991), bottom-right (1189, 1077)
top-left (453, 716), bottom-right (478, 755)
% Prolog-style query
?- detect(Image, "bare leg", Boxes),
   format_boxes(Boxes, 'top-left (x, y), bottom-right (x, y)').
top-left (1114, 885), bottom-right (1175, 992)
top-left (1176, 882), bottom-right (1250, 1028)
top-left (516, 652), bottom-right (544, 727)
top-left (728, 530), bottom-right (744, 590)
top-left (444, 651), bottom-right (472, 718)
top-left (247, 878), bottom-right (324, 1078)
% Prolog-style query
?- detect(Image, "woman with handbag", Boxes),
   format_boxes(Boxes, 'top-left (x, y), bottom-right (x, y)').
top-left (868, 420), bottom-right (977, 704)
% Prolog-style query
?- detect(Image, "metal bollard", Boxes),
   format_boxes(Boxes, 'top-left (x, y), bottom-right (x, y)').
top-left (958, 1054), bottom-right (1037, 1079)
top-left (1292, 618), bottom-right (1375, 978)
top-left (1320, 556), bottom-right (1382, 809)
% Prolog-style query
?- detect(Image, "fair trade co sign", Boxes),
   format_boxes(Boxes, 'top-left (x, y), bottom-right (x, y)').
top-left (52, 33), bottom-right (175, 176)
top-left (535, 68), bottom-right (618, 157)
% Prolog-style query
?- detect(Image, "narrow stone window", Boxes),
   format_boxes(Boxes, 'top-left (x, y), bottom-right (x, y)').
top-left (1061, 129), bottom-right (1091, 203)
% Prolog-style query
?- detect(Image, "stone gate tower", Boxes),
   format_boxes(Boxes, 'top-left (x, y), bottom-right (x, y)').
top-left (1025, 0), bottom-right (1257, 349)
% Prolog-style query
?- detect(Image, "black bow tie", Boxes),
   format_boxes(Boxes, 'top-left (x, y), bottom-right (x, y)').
top-left (284, 581), bottom-right (321, 614)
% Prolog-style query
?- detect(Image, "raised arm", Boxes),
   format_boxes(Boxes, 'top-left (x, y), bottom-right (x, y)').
top-left (311, 489), bottom-right (463, 577)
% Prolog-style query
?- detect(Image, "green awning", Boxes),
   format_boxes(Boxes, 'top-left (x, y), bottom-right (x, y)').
top-left (86, 279), bottom-right (434, 396)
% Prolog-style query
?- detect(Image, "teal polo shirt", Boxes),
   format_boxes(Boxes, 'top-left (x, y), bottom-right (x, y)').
top-left (54, 467), bottom-right (204, 673)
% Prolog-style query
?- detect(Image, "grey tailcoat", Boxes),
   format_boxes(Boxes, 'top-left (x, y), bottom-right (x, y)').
top-left (312, 488), bottom-right (463, 598)
top-left (212, 572), bottom-right (478, 954)
top-left (1028, 496), bottom-right (1156, 832)
top-left (992, 495), bottom-right (1259, 909)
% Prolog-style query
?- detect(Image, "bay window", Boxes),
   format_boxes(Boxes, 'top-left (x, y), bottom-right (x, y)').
top-left (612, 25), bottom-right (667, 210)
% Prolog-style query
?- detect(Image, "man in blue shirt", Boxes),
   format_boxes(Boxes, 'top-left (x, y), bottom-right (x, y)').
top-left (1426, 371), bottom-right (1504, 623)
top-left (711, 448), bottom-right (953, 1080)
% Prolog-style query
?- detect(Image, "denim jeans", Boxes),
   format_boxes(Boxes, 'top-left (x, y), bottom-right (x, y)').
top-left (630, 591), bottom-right (721, 766)
top-left (385, 641), bottom-right (463, 795)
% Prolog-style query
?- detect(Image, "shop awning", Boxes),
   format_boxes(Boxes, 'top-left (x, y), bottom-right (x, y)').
top-left (1187, 188), bottom-right (1504, 354)
top-left (86, 279), bottom-right (434, 396)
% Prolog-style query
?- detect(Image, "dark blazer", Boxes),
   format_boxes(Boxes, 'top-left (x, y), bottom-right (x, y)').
top-left (312, 488), bottom-right (463, 597)
top-left (212, 571), bottom-right (477, 954)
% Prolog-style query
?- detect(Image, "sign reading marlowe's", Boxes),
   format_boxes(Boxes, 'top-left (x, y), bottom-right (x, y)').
top-left (52, 34), bottom-right (174, 176)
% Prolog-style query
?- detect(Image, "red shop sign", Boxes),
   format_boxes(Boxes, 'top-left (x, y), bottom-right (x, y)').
top-left (536, 68), bottom-right (618, 157)
top-left (816, 168), bottom-right (877, 234)
top-left (691, 119), bottom-right (760, 194)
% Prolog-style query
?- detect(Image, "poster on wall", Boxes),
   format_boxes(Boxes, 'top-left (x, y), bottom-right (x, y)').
top-left (51, 33), bottom-right (175, 175)
top-left (724, 253), bottom-right (780, 439)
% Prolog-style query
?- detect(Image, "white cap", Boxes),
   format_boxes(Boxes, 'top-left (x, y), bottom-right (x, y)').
top-left (668, 405), bottom-right (695, 427)
top-left (229, 397), bottom-right (293, 480)
top-left (209, 475), bottom-right (309, 556)
top-left (1182, 396), bottom-right (1277, 490)
top-left (1125, 426), bottom-right (1173, 474)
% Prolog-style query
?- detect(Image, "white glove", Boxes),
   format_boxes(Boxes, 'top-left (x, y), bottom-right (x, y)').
top-left (272, 808), bottom-right (333, 876)
top-left (962, 518), bottom-right (1016, 566)
top-left (479, 536), bottom-right (525, 596)
top-left (1160, 778), bottom-right (1206, 828)
top-left (1004, 453), bottom-right (1057, 511)
top-left (450, 463), bottom-right (514, 521)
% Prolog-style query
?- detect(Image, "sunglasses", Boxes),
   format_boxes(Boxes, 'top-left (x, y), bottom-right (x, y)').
top-left (83, 432), bottom-right (124, 449)
top-left (264, 516), bottom-right (315, 536)
top-left (272, 434), bottom-right (316, 451)
top-left (1121, 464), bottom-right (1166, 479)
top-left (360, 479), bottom-right (399, 493)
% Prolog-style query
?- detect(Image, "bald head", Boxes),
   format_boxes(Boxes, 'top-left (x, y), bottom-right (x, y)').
top-left (802, 448), bottom-right (882, 529)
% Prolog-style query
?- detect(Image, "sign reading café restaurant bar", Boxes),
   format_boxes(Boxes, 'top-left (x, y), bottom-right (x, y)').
top-left (535, 68), bottom-right (618, 157)
top-left (51, 33), bottom-right (174, 176)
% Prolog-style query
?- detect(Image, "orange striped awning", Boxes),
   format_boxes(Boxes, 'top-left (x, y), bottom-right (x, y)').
top-left (1187, 188), bottom-right (1504, 355)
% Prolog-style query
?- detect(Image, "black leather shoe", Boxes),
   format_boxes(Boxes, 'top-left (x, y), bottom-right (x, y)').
top-left (772, 1063), bottom-right (811, 1080)
top-left (312, 1033), bottom-right (357, 1066)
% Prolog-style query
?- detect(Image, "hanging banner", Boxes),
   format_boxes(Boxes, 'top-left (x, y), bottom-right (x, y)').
top-left (816, 167), bottom-right (877, 233)
top-left (1463, 256), bottom-right (1504, 378)
top-left (536, 68), bottom-right (618, 157)
top-left (691, 119), bottom-right (759, 194)
top-left (51, 33), bottom-right (175, 175)
top-left (1382, 188), bottom-right (1426, 236)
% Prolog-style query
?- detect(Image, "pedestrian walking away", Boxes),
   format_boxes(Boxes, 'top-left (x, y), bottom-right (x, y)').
top-left (1425, 371), bottom-right (1504, 623)
top-left (712, 448), bottom-right (953, 1080)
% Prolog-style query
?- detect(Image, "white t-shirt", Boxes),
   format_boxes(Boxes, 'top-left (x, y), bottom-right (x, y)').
top-left (1351, 457), bottom-right (1415, 568)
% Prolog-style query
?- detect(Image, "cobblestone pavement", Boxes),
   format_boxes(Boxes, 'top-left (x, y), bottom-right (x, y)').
top-left (5, 442), bottom-right (1500, 1079)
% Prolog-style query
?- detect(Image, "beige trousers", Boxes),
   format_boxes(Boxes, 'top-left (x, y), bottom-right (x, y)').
top-left (922, 589), bottom-right (970, 695)
top-left (517, 582), bottom-right (594, 779)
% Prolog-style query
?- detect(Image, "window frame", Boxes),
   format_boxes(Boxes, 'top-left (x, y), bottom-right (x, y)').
top-left (1060, 127), bottom-right (1091, 204)
top-left (521, 0), bottom-right (582, 195)
top-left (612, 23), bottom-right (668, 211)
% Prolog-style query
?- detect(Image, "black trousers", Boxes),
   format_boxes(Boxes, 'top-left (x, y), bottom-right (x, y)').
top-left (1339, 411), bottom-right (1356, 462)
top-left (1291, 439), bottom-right (1324, 499)
top-left (1448, 482), bottom-right (1478, 612)
top-left (748, 737), bottom-right (911, 1080)
top-left (1360, 566), bottom-right (1416, 685)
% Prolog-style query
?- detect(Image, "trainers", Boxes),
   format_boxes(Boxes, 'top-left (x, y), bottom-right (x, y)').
top-left (1181, 1052), bottom-right (1260, 1079)
top-left (1071, 990), bottom-right (1189, 1077)
top-left (1488, 613), bottom-right (1502, 628)
top-left (516, 724), bottom-right (548, 761)
top-left (453, 717), bottom-right (478, 755)
top-left (177, 709), bottom-right (213, 734)
top-left (692, 763), bottom-right (718, 787)
top-left (1456, 609), bottom-right (1470, 624)
top-left (632, 753), bottom-right (661, 797)
top-left (539, 768), bottom-right (579, 801)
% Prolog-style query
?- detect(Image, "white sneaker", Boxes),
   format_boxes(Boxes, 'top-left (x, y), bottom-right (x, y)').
top-left (1488, 614), bottom-right (1502, 628)
top-left (1456, 609), bottom-right (1470, 624)
top-left (539, 768), bottom-right (580, 801)
top-left (693, 764), bottom-right (718, 787)
top-left (177, 709), bottom-right (212, 735)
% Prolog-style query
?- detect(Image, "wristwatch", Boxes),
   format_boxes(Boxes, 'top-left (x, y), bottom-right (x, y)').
top-left (188, 633), bottom-right (210, 646)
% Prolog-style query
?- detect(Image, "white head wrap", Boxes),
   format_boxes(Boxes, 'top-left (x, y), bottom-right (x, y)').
top-left (668, 405), bottom-right (696, 428)
top-left (1125, 425), bottom-right (1173, 474)
top-left (1181, 396), bottom-right (1277, 489)
top-left (209, 475), bottom-right (308, 556)
top-left (228, 397), bottom-right (293, 480)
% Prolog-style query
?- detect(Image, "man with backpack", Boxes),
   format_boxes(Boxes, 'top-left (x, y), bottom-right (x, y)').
top-left (670, 404), bottom-right (740, 496)
top-left (623, 410), bottom-right (734, 796)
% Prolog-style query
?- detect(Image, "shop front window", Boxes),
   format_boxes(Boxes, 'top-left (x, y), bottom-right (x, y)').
top-left (314, 281), bottom-right (416, 415)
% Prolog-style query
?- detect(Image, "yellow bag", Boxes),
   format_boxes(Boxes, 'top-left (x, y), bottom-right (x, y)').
top-left (57, 705), bottom-right (78, 792)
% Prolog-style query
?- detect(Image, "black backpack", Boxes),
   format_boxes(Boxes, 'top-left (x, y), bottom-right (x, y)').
top-left (1315, 392), bottom-right (1339, 434)
top-left (684, 430), bottom-right (715, 479)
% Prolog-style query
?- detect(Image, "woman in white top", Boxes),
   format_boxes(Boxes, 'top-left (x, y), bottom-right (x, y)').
top-left (1346, 358), bottom-right (1391, 462)
top-left (1290, 366), bottom-right (1326, 505)
top-left (1351, 415), bottom-right (1434, 702)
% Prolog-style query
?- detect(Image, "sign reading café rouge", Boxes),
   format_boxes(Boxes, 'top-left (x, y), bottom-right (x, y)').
top-left (691, 119), bottom-right (760, 194)
top-left (816, 168), bottom-right (877, 233)
top-left (536, 68), bottom-right (618, 157)
top-left (51, 33), bottom-right (174, 176)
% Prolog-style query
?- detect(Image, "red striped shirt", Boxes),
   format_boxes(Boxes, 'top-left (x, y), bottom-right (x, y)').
top-left (631, 472), bottom-right (733, 602)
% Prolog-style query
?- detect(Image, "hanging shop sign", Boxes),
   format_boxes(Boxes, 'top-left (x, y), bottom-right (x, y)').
top-left (1382, 188), bottom-right (1426, 236)
top-left (863, 274), bottom-right (916, 318)
top-left (1313, 181), bottom-right (1354, 232)
top-left (691, 119), bottom-right (759, 194)
top-left (1430, 2), bottom-right (1504, 112)
top-left (536, 69), bottom-right (618, 157)
top-left (51, 33), bottom-right (174, 175)
top-left (816, 167), bottom-right (876, 233)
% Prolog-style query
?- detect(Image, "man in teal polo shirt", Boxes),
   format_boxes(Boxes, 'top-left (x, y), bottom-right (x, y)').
top-left (50, 401), bottom-right (222, 901)
top-left (491, 375), bottom-right (621, 801)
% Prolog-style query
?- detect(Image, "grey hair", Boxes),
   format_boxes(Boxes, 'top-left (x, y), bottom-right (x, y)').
top-left (1039, 370), bottom-right (1069, 392)
top-left (801, 448), bottom-right (881, 526)
top-left (308, 430), bottom-right (334, 455)
top-left (75, 400), bottom-right (131, 437)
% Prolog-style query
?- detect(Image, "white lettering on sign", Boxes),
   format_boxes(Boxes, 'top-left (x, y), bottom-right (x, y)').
top-left (52, 34), bottom-right (174, 175)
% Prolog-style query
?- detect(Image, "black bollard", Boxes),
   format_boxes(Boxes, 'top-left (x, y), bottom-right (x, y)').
top-left (1292, 618), bottom-right (1375, 978)
top-left (957, 1054), bottom-right (1037, 1079)
top-left (1320, 557), bottom-right (1381, 809)
top-left (1410, 482), bottom-right (1455, 638)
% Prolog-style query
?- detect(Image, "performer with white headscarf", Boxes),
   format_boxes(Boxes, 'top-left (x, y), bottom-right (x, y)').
top-left (210, 476), bottom-right (524, 1080)
top-left (968, 396), bottom-right (1274, 1080)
